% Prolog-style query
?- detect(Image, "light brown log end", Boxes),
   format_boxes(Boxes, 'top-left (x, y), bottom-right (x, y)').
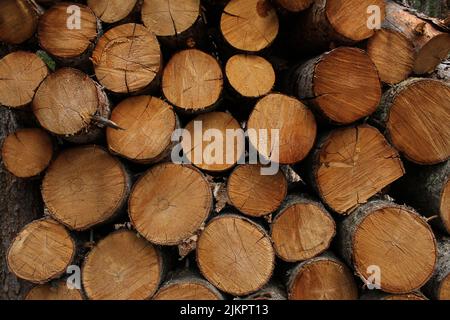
top-left (25, 281), bottom-right (83, 300)
top-left (88, 0), bottom-right (137, 23)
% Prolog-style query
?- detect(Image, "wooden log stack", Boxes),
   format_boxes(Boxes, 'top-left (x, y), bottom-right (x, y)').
top-left (0, 0), bottom-right (449, 301)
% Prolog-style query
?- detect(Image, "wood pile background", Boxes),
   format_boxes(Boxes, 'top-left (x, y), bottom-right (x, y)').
top-left (0, 0), bottom-right (449, 300)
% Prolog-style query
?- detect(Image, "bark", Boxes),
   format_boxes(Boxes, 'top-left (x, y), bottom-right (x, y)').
top-left (423, 237), bottom-right (450, 300)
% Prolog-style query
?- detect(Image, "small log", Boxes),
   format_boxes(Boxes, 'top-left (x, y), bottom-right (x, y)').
top-left (286, 252), bottom-right (358, 300)
top-left (0, 0), bottom-right (41, 44)
top-left (270, 195), bottom-right (335, 262)
top-left (226, 164), bottom-right (287, 217)
top-left (162, 49), bottom-right (223, 113)
top-left (82, 230), bottom-right (164, 300)
top-left (373, 78), bottom-right (450, 165)
top-left (92, 23), bottom-right (162, 94)
top-left (42, 145), bottom-right (131, 231)
top-left (240, 282), bottom-right (287, 300)
top-left (309, 125), bottom-right (404, 214)
top-left (338, 200), bottom-right (437, 294)
top-left (7, 218), bottom-right (75, 284)
top-left (220, 0), bottom-right (279, 52)
top-left (106, 96), bottom-right (178, 164)
top-left (247, 93), bottom-right (317, 164)
top-left (424, 237), bottom-right (450, 300)
top-left (285, 47), bottom-right (382, 125)
top-left (274, 0), bottom-right (313, 12)
top-left (196, 214), bottom-right (275, 296)
top-left (129, 163), bottom-right (213, 246)
top-left (87, 0), bottom-right (138, 24)
top-left (25, 281), bottom-right (83, 300)
top-left (0, 51), bottom-right (49, 108)
top-left (360, 291), bottom-right (427, 300)
top-left (1, 128), bottom-right (53, 178)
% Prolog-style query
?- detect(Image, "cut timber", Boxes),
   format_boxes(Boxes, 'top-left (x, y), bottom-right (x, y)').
top-left (2, 128), bottom-right (53, 178)
top-left (271, 195), bottom-right (335, 262)
top-left (92, 23), bottom-right (161, 94)
top-left (424, 238), bottom-right (450, 300)
top-left (38, 3), bottom-right (99, 63)
top-left (225, 54), bottom-right (275, 98)
top-left (129, 163), bottom-right (212, 245)
top-left (181, 112), bottom-right (245, 172)
top-left (287, 253), bottom-right (358, 300)
top-left (374, 78), bottom-right (450, 165)
top-left (290, 0), bottom-right (386, 52)
top-left (197, 214), bottom-right (275, 296)
top-left (7, 218), bottom-right (75, 284)
top-left (227, 164), bottom-right (287, 217)
top-left (82, 230), bottom-right (163, 300)
top-left (338, 200), bottom-right (437, 294)
top-left (153, 272), bottom-right (224, 300)
top-left (25, 281), bottom-right (83, 300)
top-left (0, 51), bottom-right (48, 108)
top-left (310, 125), bottom-right (404, 214)
top-left (241, 282), bottom-right (286, 300)
top-left (247, 93), bottom-right (317, 164)
top-left (106, 96), bottom-right (178, 164)
top-left (87, 0), bottom-right (137, 23)
top-left (42, 145), bottom-right (130, 231)
top-left (360, 291), bottom-right (427, 300)
top-left (274, 0), bottom-right (313, 12)
top-left (32, 68), bottom-right (110, 143)
top-left (286, 47), bottom-right (381, 124)
top-left (162, 49), bottom-right (223, 113)
top-left (385, 1), bottom-right (450, 75)
top-left (393, 161), bottom-right (450, 234)
top-left (220, 0), bottom-right (279, 52)
top-left (0, 0), bottom-right (40, 44)
top-left (141, 0), bottom-right (204, 49)
top-left (367, 28), bottom-right (415, 85)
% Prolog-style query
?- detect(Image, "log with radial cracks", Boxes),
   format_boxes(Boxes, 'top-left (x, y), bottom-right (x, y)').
top-left (42, 145), bottom-right (131, 231)
top-left (87, 0), bottom-right (138, 24)
top-left (25, 281), bottom-right (83, 300)
top-left (0, 0), bottom-right (41, 44)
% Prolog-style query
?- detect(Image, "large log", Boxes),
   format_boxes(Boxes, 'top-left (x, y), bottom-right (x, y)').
top-left (0, 0), bottom-right (41, 44)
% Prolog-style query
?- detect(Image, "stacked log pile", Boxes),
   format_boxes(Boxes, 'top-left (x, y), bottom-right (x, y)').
top-left (0, 0), bottom-right (449, 300)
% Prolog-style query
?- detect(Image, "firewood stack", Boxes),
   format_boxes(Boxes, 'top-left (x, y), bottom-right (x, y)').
top-left (0, 0), bottom-right (449, 300)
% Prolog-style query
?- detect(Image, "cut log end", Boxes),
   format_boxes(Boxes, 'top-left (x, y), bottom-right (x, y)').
top-left (220, 0), bottom-right (279, 52)
top-left (25, 281), bottom-right (83, 300)
top-left (0, 0), bottom-right (39, 44)
top-left (227, 164), bottom-right (287, 217)
top-left (107, 96), bottom-right (177, 164)
top-left (275, 0), bottom-right (313, 12)
top-left (2, 128), bottom-right (53, 178)
top-left (7, 218), bottom-right (75, 284)
top-left (162, 49), bottom-right (223, 113)
top-left (225, 54), bottom-right (275, 98)
top-left (442, 181), bottom-right (450, 233)
top-left (414, 31), bottom-right (450, 75)
top-left (82, 230), bottom-right (163, 300)
top-left (0, 51), bottom-right (48, 108)
top-left (153, 275), bottom-right (224, 300)
top-left (42, 146), bottom-right (130, 231)
top-left (92, 23), bottom-right (161, 94)
top-left (87, 0), bottom-right (137, 23)
top-left (247, 93), bottom-right (317, 164)
top-left (197, 215), bottom-right (275, 296)
top-left (129, 163), bottom-right (212, 246)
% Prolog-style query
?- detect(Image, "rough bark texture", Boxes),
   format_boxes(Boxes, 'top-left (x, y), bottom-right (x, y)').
top-left (423, 237), bottom-right (450, 300)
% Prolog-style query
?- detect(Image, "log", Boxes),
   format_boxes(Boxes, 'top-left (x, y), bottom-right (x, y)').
top-left (25, 281), bottom-right (83, 300)
top-left (1, 128), bottom-right (53, 178)
top-left (225, 54), bottom-right (275, 99)
top-left (92, 23), bottom-right (162, 94)
top-left (38, 2), bottom-right (100, 65)
top-left (162, 49), bottom-right (223, 113)
top-left (285, 47), bottom-right (382, 125)
top-left (309, 125), bottom-right (405, 214)
top-left (367, 28), bottom-right (415, 85)
top-left (360, 291), bottom-right (427, 300)
top-left (385, 1), bottom-right (450, 75)
top-left (424, 237), bottom-right (450, 300)
top-left (0, 0), bottom-right (41, 44)
top-left (220, 0), bottom-right (279, 52)
top-left (226, 164), bottom-right (287, 217)
top-left (286, 252), bottom-right (358, 300)
top-left (129, 163), bottom-right (213, 246)
top-left (241, 282), bottom-right (287, 300)
top-left (392, 161), bottom-right (450, 234)
top-left (181, 112), bottom-right (245, 172)
top-left (373, 78), bottom-right (450, 165)
top-left (42, 145), bottom-right (131, 231)
top-left (0, 51), bottom-right (49, 108)
top-left (87, 0), bottom-right (138, 24)
top-left (106, 96), bottom-right (178, 164)
top-left (247, 93), bottom-right (317, 164)
top-left (82, 230), bottom-right (164, 300)
top-left (270, 195), bottom-right (335, 262)
top-left (196, 214), bottom-right (275, 296)
top-left (7, 218), bottom-right (75, 284)
top-left (274, 0), bottom-right (313, 12)
top-left (338, 200), bottom-right (437, 294)
top-left (32, 67), bottom-right (111, 144)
